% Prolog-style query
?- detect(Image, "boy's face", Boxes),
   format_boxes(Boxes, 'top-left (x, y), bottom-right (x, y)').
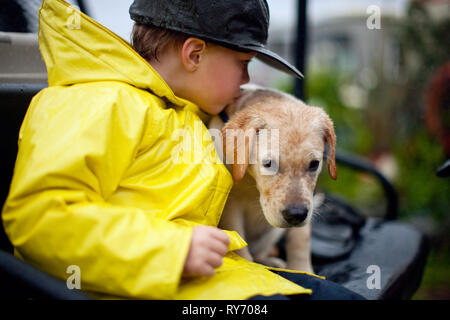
top-left (193, 45), bottom-right (256, 115)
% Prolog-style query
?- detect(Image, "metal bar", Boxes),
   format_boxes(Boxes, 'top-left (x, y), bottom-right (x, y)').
top-left (0, 83), bottom-right (47, 96)
top-left (335, 151), bottom-right (399, 220)
top-left (294, 0), bottom-right (308, 101)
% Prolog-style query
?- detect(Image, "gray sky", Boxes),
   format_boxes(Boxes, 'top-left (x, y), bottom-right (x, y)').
top-left (82, 0), bottom-right (408, 42)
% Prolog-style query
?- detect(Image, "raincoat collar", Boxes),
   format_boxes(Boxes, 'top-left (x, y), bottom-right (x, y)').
top-left (39, 0), bottom-right (210, 123)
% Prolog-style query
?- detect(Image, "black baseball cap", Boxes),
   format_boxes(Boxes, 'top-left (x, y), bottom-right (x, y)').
top-left (129, 0), bottom-right (303, 78)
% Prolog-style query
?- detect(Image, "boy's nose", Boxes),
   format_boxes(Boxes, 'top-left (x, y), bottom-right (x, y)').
top-left (241, 70), bottom-right (250, 85)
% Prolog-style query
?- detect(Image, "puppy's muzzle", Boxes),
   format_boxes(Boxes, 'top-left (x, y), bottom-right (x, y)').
top-left (282, 205), bottom-right (309, 226)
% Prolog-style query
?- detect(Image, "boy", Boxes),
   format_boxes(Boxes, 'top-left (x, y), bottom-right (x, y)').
top-left (2, 0), bottom-right (363, 299)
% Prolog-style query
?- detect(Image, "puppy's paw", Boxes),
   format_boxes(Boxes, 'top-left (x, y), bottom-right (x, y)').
top-left (286, 262), bottom-right (314, 274)
top-left (255, 256), bottom-right (287, 269)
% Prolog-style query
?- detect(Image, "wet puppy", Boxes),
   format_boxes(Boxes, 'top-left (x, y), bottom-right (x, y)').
top-left (209, 87), bottom-right (337, 273)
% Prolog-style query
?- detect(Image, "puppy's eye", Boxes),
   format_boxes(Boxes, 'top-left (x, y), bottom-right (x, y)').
top-left (308, 160), bottom-right (320, 172)
top-left (260, 158), bottom-right (278, 175)
top-left (262, 159), bottom-right (272, 168)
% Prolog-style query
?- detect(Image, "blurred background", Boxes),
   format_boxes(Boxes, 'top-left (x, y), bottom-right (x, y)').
top-left (1, 0), bottom-right (448, 299)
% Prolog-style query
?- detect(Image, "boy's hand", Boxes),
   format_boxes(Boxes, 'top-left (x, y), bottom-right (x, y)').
top-left (183, 226), bottom-right (230, 277)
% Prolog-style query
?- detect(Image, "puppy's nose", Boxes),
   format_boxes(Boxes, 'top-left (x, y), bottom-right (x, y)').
top-left (282, 205), bottom-right (309, 225)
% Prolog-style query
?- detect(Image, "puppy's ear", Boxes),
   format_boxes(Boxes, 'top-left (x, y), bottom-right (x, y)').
top-left (221, 112), bottom-right (262, 184)
top-left (322, 114), bottom-right (337, 180)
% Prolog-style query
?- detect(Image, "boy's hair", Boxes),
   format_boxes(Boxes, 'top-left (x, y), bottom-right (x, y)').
top-left (131, 23), bottom-right (190, 62)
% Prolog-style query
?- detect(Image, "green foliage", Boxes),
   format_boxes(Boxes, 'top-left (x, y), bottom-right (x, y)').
top-left (413, 247), bottom-right (450, 299)
top-left (401, 2), bottom-right (450, 84)
top-left (305, 72), bottom-right (375, 155)
top-left (394, 128), bottom-right (450, 221)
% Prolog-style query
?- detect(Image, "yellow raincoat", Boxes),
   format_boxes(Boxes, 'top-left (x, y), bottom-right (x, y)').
top-left (2, 0), bottom-right (312, 299)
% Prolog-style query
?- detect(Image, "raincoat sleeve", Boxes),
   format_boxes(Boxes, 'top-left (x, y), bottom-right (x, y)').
top-left (2, 85), bottom-right (193, 299)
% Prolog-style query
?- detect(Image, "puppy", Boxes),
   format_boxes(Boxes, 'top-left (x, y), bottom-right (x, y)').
top-left (209, 86), bottom-right (337, 273)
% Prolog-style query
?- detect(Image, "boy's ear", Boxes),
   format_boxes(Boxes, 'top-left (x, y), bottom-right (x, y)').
top-left (181, 37), bottom-right (207, 72)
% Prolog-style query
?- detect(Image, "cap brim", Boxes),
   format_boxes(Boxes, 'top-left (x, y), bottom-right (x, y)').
top-left (245, 45), bottom-right (304, 79)
top-left (128, 14), bottom-right (302, 79)
top-left (129, 17), bottom-right (303, 79)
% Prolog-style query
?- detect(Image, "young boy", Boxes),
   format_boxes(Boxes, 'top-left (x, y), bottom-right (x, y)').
top-left (2, 0), bottom-right (363, 300)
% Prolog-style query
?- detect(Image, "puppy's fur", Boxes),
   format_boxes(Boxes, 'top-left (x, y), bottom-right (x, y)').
top-left (209, 86), bottom-right (337, 273)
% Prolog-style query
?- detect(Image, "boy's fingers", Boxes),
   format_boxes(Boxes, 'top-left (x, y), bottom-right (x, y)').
top-left (207, 238), bottom-right (228, 256)
top-left (194, 257), bottom-right (215, 277)
top-left (186, 264), bottom-right (215, 277)
top-left (208, 228), bottom-right (230, 246)
top-left (206, 252), bottom-right (224, 269)
top-left (201, 265), bottom-right (215, 277)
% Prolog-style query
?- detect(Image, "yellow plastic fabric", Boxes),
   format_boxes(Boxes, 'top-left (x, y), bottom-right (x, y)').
top-left (1, 0), bottom-right (311, 299)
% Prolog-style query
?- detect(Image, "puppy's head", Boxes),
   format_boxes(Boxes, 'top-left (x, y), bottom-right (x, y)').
top-left (222, 89), bottom-right (337, 228)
